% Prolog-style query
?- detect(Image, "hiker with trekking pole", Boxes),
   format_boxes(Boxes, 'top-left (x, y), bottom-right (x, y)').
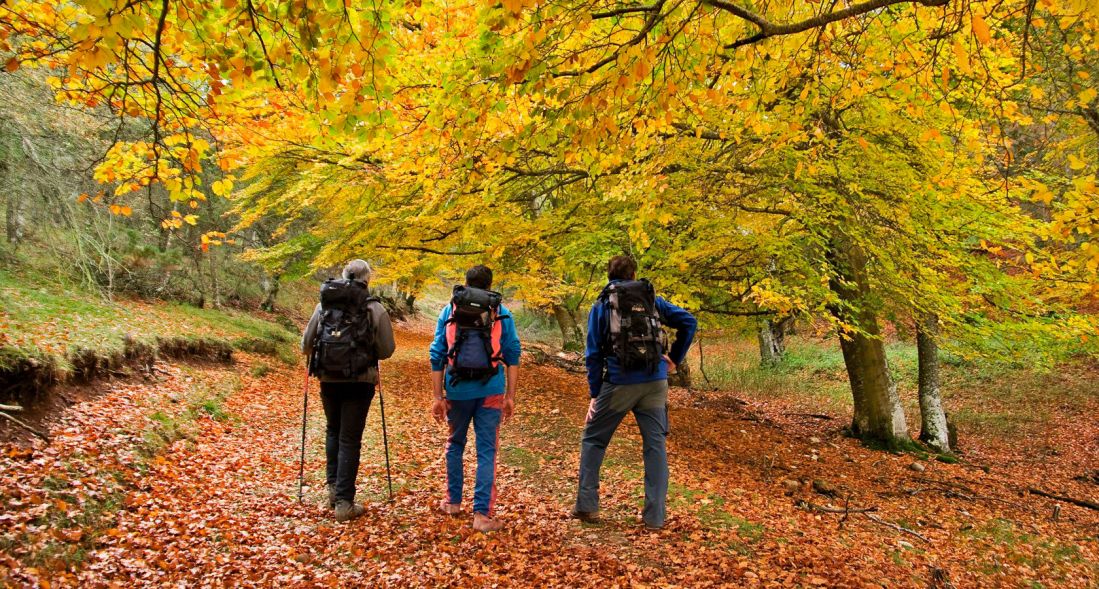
top-left (301, 260), bottom-right (396, 522)
top-left (429, 265), bottom-right (521, 532)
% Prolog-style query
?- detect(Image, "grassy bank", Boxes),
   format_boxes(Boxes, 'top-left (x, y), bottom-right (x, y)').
top-left (687, 333), bottom-right (1099, 442)
top-left (0, 267), bottom-right (298, 401)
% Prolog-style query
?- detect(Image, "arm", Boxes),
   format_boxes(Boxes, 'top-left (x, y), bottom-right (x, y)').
top-left (499, 306), bottom-right (522, 377)
top-left (429, 307), bottom-right (450, 423)
top-left (431, 370), bottom-right (445, 401)
top-left (301, 304), bottom-right (321, 355)
top-left (428, 305), bottom-right (450, 373)
top-left (431, 370), bottom-right (448, 424)
top-left (502, 364), bottom-right (519, 425)
top-left (656, 297), bottom-right (698, 366)
top-left (499, 310), bottom-right (521, 423)
top-left (584, 303), bottom-right (605, 398)
top-left (370, 302), bottom-right (396, 360)
top-left (505, 365), bottom-right (518, 398)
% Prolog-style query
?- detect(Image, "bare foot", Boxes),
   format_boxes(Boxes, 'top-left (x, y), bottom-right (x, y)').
top-left (439, 500), bottom-right (461, 516)
top-left (472, 512), bottom-right (503, 532)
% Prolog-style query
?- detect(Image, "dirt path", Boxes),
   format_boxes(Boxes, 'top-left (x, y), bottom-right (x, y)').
top-left (2, 328), bottom-right (1097, 587)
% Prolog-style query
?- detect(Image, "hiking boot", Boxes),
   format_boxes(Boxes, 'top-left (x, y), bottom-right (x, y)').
top-left (570, 508), bottom-right (599, 523)
top-left (472, 512), bottom-right (504, 533)
top-left (334, 500), bottom-right (366, 522)
top-left (439, 500), bottom-right (462, 516)
top-left (327, 484), bottom-right (337, 509)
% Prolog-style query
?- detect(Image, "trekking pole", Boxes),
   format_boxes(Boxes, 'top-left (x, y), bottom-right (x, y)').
top-left (298, 364), bottom-right (309, 504)
top-left (377, 368), bottom-right (394, 502)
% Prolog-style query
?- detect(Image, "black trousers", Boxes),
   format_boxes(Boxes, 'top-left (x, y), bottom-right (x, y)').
top-left (319, 381), bottom-right (375, 503)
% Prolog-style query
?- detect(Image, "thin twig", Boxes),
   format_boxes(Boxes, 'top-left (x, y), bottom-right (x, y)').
top-left (864, 513), bottom-right (930, 543)
top-left (696, 334), bottom-right (715, 390)
top-left (785, 412), bottom-right (834, 420)
top-left (798, 500), bottom-right (877, 514)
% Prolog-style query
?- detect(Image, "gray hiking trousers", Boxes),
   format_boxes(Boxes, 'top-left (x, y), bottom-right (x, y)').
top-left (575, 380), bottom-right (669, 528)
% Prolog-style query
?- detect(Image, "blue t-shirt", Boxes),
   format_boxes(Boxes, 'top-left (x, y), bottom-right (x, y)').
top-left (429, 303), bottom-right (522, 400)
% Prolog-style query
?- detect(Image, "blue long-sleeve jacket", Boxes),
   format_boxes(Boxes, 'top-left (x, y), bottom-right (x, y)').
top-left (429, 304), bottom-right (521, 400)
top-left (585, 282), bottom-right (698, 397)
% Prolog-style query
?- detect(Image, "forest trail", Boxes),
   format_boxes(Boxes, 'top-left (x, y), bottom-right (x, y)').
top-left (2, 327), bottom-right (1097, 588)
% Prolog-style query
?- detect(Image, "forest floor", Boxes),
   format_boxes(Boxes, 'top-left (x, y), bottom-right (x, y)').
top-left (1, 326), bottom-right (1097, 588)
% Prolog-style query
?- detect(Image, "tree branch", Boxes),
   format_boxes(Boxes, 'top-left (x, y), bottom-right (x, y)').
top-left (592, 3), bottom-right (662, 19)
top-left (376, 245), bottom-right (485, 256)
top-left (706, 0), bottom-right (952, 49)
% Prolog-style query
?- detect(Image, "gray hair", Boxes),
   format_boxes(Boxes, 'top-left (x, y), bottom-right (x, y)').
top-left (342, 259), bottom-right (372, 283)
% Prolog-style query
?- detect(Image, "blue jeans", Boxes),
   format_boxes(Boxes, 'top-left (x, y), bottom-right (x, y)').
top-left (445, 394), bottom-right (504, 515)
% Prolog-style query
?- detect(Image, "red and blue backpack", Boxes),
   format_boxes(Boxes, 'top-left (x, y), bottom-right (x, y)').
top-left (445, 286), bottom-right (509, 385)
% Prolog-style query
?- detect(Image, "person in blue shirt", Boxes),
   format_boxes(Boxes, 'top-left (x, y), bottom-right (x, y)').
top-left (429, 265), bottom-right (521, 532)
top-left (573, 255), bottom-right (697, 530)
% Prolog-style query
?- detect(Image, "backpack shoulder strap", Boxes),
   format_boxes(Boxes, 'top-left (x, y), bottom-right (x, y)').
top-left (597, 282), bottom-right (613, 302)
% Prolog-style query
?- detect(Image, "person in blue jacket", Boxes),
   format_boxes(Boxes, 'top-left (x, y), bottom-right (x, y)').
top-left (429, 265), bottom-right (521, 532)
top-left (573, 255), bottom-right (697, 530)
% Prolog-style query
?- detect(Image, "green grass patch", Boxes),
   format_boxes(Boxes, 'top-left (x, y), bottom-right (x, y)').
top-left (501, 444), bottom-right (541, 476)
top-left (141, 374), bottom-right (240, 456)
top-left (963, 518), bottom-right (1087, 581)
top-left (667, 482), bottom-right (765, 541)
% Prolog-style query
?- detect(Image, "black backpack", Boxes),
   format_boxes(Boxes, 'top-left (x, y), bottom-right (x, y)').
top-left (600, 279), bottom-right (666, 374)
top-left (445, 285), bottom-right (509, 385)
top-left (309, 278), bottom-right (379, 380)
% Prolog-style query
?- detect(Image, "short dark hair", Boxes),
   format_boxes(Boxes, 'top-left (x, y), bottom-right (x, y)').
top-left (607, 255), bottom-right (637, 281)
top-left (465, 265), bottom-right (493, 289)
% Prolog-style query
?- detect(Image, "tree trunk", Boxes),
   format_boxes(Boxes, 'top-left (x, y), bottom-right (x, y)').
top-left (261, 272), bottom-right (281, 312)
top-left (916, 314), bottom-right (951, 453)
top-left (2, 131), bottom-right (21, 245)
top-left (552, 304), bottom-right (584, 351)
top-left (828, 239), bottom-right (909, 444)
top-left (5, 193), bottom-right (20, 245)
top-left (758, 317), bottom-right (788, 366)
top-left (668, 358), bottom-right (692, 389)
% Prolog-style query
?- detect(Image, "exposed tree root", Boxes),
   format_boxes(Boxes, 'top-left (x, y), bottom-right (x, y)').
top-left (0, 410), bottom-right (49, 442)
top-left (1028, 488), bottom-right (1099, 511)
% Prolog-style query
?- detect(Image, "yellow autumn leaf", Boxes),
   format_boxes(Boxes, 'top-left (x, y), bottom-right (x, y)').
top-left (211, 178), bottom-right (234, 197)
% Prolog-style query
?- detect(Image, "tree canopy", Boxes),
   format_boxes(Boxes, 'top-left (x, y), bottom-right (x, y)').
top-left (3, 0), bottom-right (1097, 442)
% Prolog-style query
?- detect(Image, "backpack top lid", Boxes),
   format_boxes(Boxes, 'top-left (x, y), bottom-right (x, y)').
top-left (451, 285), bottom-right (502, 312)
top-left (600, 278), bottom-right (655, 301)
top-left (320, 277), bottom-right (370, 308)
